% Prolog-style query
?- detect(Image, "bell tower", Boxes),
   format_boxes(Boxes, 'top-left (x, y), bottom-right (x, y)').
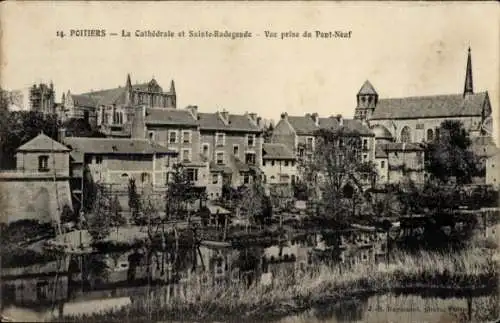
top-left (354, 80), bottom-right (378, 121)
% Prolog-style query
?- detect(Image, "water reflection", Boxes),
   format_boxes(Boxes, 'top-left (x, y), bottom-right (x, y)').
top-left (1, 231), bottom-right (498, 322)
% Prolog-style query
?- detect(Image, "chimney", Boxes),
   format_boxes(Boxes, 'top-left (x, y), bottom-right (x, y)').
top-left (220, 109), bottom-right (229, 124)
top-left (280, 112), bottom-right (288, 120)
top-left (311, 113), bottom-right (319, 126)
top-left (256, 116), bottom-right (262, 128)
top-left (186, 105), bottom-right (198, 119)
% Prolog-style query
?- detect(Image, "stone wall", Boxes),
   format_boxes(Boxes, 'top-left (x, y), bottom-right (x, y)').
top-left (0, 178), bottom-right (72, 224)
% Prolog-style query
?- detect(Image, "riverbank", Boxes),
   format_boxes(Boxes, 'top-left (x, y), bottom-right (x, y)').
top-left (53, 247), bottom-right (498, 323)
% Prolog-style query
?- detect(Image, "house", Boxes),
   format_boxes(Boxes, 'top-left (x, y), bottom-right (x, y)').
top-left (377, 143), bottom-right (426, 184)
top-left (61, 74), bottom-right (176, 137)
top-left (0, 133), bottom-right (72, 223)
top-left (355, 48), bottom-right (492, 143)
top-left (197, 108), bottom-right (264, 188)
top-left (271, 113), bottom-right (375, 164)
top-left (130, 105), bottom-right (209, 190)
top-left (261, 143), bottom-right (297, 184)
top-left (62, 137), bottom-right (178, 187)
top-left (469, 136), bottom-right (499, 184)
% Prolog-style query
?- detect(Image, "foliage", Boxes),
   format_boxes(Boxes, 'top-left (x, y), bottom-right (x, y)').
top-left (262, 121), bottom-right (274, 143)
top-left (128, 177), bottom-right (141, 222)
top-left (110, 195), bottom-right (126, 232)
top-left (425, 120), bottom-right (479, 184)
top-left (165, 163), bottom-right (198, 221)
top-left (60, 204), bottom-right (76, 223)
top-left (82, 166), bottom-right (98, 213)
top-left (62, 118), bottom-right (106, 138)
top-left (87, 185), bottom-right (111, 242)
top-left (0, 110), bottom-right (61, 169)
top-left (298, 128), bottom-right (377, 226)
top-left (269, 183), bottom-right (294, 211)
top-left (237, 173), bottom-right (272, 226)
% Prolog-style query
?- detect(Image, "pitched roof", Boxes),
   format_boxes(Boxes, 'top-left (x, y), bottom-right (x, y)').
top-left (262, 143), bottom-right (295, 160)
top-left (71, 94), bottom-right (98, 107)
top-left (17, 133), bottom-right (70, 152)
top-left (145, 108), bottom-right (198, 126)
top-left (318, 117), bottom-right (374, 136)
top-left (375, 145), bottom-right (388, 158)
top-left (63, 137), bottom-right (176, 162)
top-left (286, 116), bottom-right (319, 135)
top-left (370, 92), bottom-right (488, 120)
top-left (197, 112), bottom-right (261, 132)
top-left (358, 80), bottom-right (377, 95)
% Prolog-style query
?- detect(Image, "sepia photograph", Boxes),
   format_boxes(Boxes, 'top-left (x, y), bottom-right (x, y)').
top-left (0, 2), bottom-right (499, 322)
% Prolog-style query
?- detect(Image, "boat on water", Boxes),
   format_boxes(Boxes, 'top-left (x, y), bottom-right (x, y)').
top-left (200, 240), bottom-right (232, 248)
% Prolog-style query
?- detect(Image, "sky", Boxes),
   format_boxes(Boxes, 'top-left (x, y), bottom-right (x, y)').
top-left (1, 2), bottom-right (498, 136)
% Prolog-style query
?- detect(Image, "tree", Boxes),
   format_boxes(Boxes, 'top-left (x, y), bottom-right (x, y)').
top-left (0, 111), bottom-right (61, 169)
top-left (63, 118), bottom-right (106, 138)
top-left (165, 163), bottom-right (197, 221)
top-left (238, 172), bottom-right (270, 229)
top-left (128, 178), bottom-right (141, 222)
top-left (110, 195), bottom-right (126, 234)
top-left (87, 185), bottom-right (111, 242)
top-left (425, 120), bottom-right (479, 184)
top-left (298, 127), bottom-right (377, 227)
top-left (263, 121), bottom-right (274, 143)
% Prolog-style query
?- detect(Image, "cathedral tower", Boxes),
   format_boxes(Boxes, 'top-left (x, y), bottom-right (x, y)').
top-left (354, 80), bottom-right (378, 121)
top-left (463, 47), bottom-right (474, 97)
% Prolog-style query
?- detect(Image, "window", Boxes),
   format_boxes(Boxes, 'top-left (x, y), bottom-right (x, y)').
top-left (298, 148), bottom-right (304, 157)
top-left (245, 153), bottom-right (256, 165)
top-left (363, 154), bottom-right (368, 161)
top-left (141, 172), bottom-right (150, 184)
top-left (216, 133), bottom-right (225, 146)
top-left (216, 152), bottom-right (224, 165)
top-left (95, 156), bottom-right (103, 164)
top-left (243, 174), bottom-right (250, 184)
top-left (212, 174), bottom-right (218, 184)
top-left (262, 160), bottom-right (266, 166)
top-left (427, 129), bottom-right (434, 141)
top-left (292, 160), bottom-right (295, 167)
top-left (233, 145), bottom-right (239, 157)
top-left (285, 160), bottom-right (289, 167)
top-left (38, 155), bottom-right (49, 172)
top-left (291, 175), bottom-right (296, 184)
top-left (186, 169), bottom-right (198, 182)
top-left (182, 149), bottom-right (191, 162)
top-left (381, 161), bottom-right (385, 168)
top-left (400, 126), bottom-right (411, 143)
top-left (148, 131), bottom-right (154, 141)
top-left (416, 123), bottom-right (425, 130)
top-left (182, 131), bottom-right (191, 144)
top-left (202, 144), bottom-right (209, 156)
top-left (169, 131), bottom-right (177, 144)
top-left (363, 139), bottom-right (368, 150)
top-left (247, 134), bottom-right (255, 147)
top-left (306, 137), bottom-right (314, 150)
top-left (271, 160), bottom-right (275, 166)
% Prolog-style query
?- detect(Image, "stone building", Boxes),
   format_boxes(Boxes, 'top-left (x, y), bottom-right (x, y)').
top-left (61, 75), bottom-right (176, 137)
top-left (261, 143), bottom-right (297, 184)
top-left (271, 113), bottom-right (375, 164)
top-left (4, 83), bottom-right (55, 115)
top-left (354, 48), bottom-right (493, 144)
top-left (0, 133), bottom-right (72, 223)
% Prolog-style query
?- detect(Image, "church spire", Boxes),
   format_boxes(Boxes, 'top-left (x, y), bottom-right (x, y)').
top-left (463, 47), bottom-right (473, 97)
top-left (170, 80), bottom-right (176, 94)
top-left (126, 73), bottom-right (132, 89)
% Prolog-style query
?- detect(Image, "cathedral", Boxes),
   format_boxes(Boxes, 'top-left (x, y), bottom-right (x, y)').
top-left (354, 48), bottom-right (493, 144)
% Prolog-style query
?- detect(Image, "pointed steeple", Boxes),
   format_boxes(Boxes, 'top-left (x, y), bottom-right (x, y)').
top-left (464, 47), bottom-right (473, 97)
top-left (358, 80), bottom-right (377, 95)
top-left (126, 73), bottom-right (132, 89)
top-left (170, 80), bottom-right (176, 94)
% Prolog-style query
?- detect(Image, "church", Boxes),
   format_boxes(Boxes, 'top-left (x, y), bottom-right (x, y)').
top-left (354, 48), bottom-right (493, 144)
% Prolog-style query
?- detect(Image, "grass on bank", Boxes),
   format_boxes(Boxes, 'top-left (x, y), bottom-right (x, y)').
top-left (55, 247), bottom-right (498, 323)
